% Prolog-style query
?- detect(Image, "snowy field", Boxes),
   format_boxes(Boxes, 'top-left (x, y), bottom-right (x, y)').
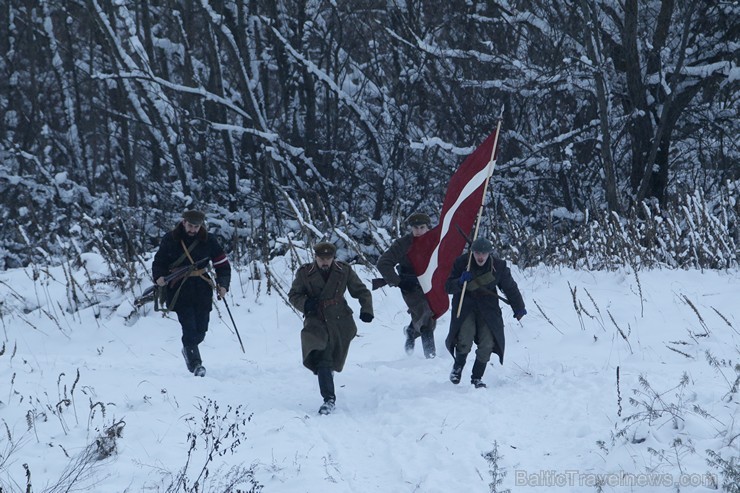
top-left (1, 252), bottom-right (738, 492)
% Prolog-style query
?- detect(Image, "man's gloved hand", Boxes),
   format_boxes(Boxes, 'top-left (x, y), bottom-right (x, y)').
top-left (514, 308), bottom-right (527, 321)
top-left (304, 297), bottom-right (319, 315)
top-left (360, 312), bottom-right (374, 323)
top-left (397, 277), bottom-right (419, 292)
top-left (458, 271), bottom-right (473, 286)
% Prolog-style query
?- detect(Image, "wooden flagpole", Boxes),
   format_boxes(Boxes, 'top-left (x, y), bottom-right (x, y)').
top-left (455, 108), bottom-right (504, 318)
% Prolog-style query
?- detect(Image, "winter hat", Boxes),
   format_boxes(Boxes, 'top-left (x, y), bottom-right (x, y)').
top-left (406, 212), bottom-right (431, 227)
top-left (182, 210), bottom-right (206, 226)
top-left (313, 242), bottom-right (337, 258)
top-left (471, 237), bottom-right (493, 253)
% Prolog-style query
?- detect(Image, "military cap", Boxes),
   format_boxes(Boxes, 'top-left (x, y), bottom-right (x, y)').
top-left (471, 237), bottom-right (493, 253)
top-left (313, 241), bottom-right (337, 258)
top-left (182, 210), bottom-right (206, 226)
top-left (406, 212), bottom-right (431, 227)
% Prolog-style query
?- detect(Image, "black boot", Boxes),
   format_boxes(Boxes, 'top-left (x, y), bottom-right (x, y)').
top-left (420, 330), bottom-right (436, 359)
top-left (449, 352), bottom-right (468, 384)
top-left (182, 346), bottom-right (202, 373)
top-left (317, 367), bottom-right (336, 414)
top-left (403, 324), bottom-right (415, 355)
top-left (318, 399), bottom-right (335, 415)
top-left (471, 359), bottom-right (487, 388)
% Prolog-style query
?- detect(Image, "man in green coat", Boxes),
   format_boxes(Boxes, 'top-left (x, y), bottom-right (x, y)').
top-left (376, 212), bottom-right (437, 358)
top-left (289, 241), bottom-right (374, 415)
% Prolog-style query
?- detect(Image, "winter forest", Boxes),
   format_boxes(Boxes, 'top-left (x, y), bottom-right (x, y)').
top-left (0, 0), bottom-right (737, 270)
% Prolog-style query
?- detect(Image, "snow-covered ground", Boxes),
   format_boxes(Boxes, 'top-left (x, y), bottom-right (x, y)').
top-left (1, 252), bottom-right (738, 492)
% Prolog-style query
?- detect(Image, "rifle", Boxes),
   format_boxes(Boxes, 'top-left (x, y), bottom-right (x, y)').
top-left (371, 274), bottom-right (419, 291)
top-left (135, 257), bottom-right (211, 307)
top-left (455, 224), bottom-right (474, 247)
top-left (371, 278), bottom-right (388, 290)
top-left (474, 286), bottom-right (510, 306)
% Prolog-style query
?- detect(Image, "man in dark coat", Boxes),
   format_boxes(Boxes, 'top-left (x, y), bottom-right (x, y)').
top-left (444, 237), bottom-right (526, 388)
top-left (152, 210), bottom-right (231, 377)
top-left (288, 241), bottom-right (374, 415)
top-left (376, 212), bottom-right (437, 358)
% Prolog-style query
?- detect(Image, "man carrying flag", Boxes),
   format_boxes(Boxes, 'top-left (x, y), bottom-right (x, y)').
top-left (403, 117), bottom-right (526, 386)
top-left (406, 127), bottom-right (502, 319)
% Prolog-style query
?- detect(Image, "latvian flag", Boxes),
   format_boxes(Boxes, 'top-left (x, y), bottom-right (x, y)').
top-left (407, 129), bottom-right (500, 319)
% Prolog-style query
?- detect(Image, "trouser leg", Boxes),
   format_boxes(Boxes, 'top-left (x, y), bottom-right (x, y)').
top-left (471, 359), bottom-right (487, 380)
top-left (315, 344), bottom-right (337, 414)
top-left (178, 307), bottom-right (210, 372)
top-left (420, 330), bottom-right (436, 358)
top-left (311, 341), bottom-right (336, 404)
top-left (405, 293), bottom-right (437, 356)
top-left (418, 306), bottom-right (437, 358)
top-left (454, 313), bottom-right (476, 356)
top-left (317, 367), bottom-right (335, 403)
top-left (473, 319), bottom-right (494, 366)
top-left (471, 317), bottom-right (493, 387)
top-left (403, 323), bottom-right (416, 354)
top-left (178, 307), bottom-right (210, 347)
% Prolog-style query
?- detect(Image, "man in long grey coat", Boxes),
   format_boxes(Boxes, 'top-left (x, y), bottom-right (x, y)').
top-left (289, 241), bottom-right (374, 414)
top-left (376, 212), bottom-right (437, 358)
top-left (445, 238), bottom-right (526, 388)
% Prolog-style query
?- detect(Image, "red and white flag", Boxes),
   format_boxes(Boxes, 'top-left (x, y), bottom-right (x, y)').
top-left (407, 129), bottom-right (499, 319)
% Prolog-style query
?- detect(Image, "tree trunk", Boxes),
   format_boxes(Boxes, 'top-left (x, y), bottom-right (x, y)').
top-left (580, 0), bottom-right (620, 212)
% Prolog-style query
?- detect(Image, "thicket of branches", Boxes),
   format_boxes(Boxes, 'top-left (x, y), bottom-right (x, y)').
top-left (0, 0), bottom-right (737, 269)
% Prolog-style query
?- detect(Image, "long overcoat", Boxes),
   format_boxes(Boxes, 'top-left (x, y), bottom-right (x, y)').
top-left (288, 260), bottom-right (373, 374)
top-left (152, 223), bottom-right (230, 312)
top-left (376, 234), bottom-right (430, 323)
top-left (444, 254), bottom-right (525, 364)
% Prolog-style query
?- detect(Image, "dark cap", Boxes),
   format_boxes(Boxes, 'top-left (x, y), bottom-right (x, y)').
top-left (406, 212), bottom-right (431, 227)
top-left (182, 210), bottom-right (206, 226)
top-left (313, 241), bottom-right (337, 258)
top-left (471, 237), bottom-right (493, 253)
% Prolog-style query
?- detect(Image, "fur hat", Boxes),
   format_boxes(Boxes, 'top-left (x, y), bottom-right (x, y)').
top-left (313, 241), bottom-right (337, 258)
top-left (182, 210), bottom-right (206, 226)
top-left (406, 212), bottom-right (431, 227)
top-left (471, 237), bottom-right (493, 253)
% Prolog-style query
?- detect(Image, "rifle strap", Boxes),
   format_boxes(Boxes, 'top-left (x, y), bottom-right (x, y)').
top-left (169, 239), bottom-right (200, 270)
top-left (164, 240), bottom-right (202, 311)
top-left (181, 240), bottom-right (215, 289)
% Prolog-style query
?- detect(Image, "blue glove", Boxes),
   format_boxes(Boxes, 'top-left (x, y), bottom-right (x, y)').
top-left (514, 309), bottom-right (527, 321)
top-left (458, 271), bottom-right (473, 285)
